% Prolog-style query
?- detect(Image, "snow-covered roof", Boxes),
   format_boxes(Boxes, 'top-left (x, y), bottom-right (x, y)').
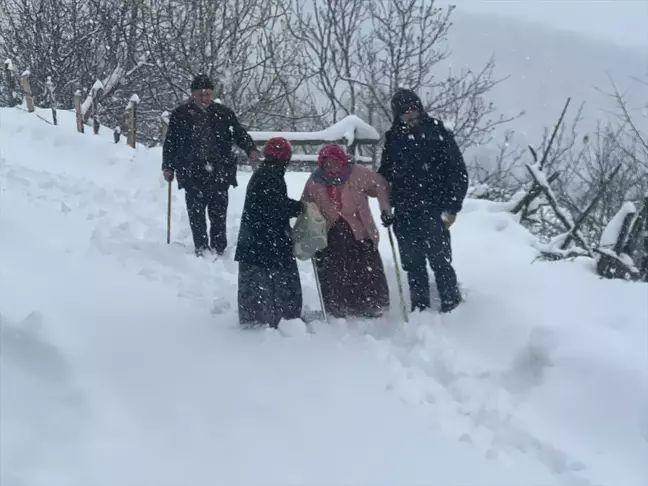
top-left (250, 115), bottom-right (380, 146)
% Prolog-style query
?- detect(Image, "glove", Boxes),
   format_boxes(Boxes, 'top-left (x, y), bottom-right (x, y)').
top-left (381, 209), bottom-right (394, 227)
top-left (163, 169), bottom-right (174, 182)
top-left (441, 211), bottom-right (456, 228)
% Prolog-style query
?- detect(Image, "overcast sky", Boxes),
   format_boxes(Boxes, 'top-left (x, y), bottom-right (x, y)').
top-left (439, 0), bottom-right (648, 48)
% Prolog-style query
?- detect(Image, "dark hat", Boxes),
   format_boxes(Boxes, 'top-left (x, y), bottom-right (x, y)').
top-left (390, 88), bottom-right (424, 118)
top-left (191, 74), bottom-right (214, 91)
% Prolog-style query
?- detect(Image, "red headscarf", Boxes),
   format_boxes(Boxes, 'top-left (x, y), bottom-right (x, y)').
top-left (317, 145), bottom-right (351, 212)
top-left (263, 137), bottom-right (292, 162)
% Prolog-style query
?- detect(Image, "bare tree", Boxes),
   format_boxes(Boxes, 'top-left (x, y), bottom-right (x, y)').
top-left (1, 0), bottom-right (516, 151)
top-left (353, 0), bottom-right (519, 148)
top-left (286, 0), bottom-right (368, 125)
top-left (0, 0), bottom-right (94, 107)
top-left (466, 129), bottom-right (526, 200)
top-left (139, 0), bottom-right (311, 136)
top-left (0, 0), bottom-right (151, 137)
top-left (606, 73), bottom-right (648, 164)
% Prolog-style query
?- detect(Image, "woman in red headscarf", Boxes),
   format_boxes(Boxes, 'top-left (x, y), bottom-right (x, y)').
top-left (301, 144), bottom-right (393, 319)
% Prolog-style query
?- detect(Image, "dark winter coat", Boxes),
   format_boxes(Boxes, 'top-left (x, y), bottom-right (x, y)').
top-left (235, 163), bottom-right (304, 270)
top-left (162, 100), bottom-right (257, 191)
top-left (377, 89), bottom-right (469, 219)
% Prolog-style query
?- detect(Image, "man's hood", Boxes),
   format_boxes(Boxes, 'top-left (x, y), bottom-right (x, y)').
top-left (390, 88), bottom-right (425, 122)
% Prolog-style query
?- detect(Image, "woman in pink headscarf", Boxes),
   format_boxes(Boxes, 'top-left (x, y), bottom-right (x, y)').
top-left (301, 144), bottom-right (393, 319)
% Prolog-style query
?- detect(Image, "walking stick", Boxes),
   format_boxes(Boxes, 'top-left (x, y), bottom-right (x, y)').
top-left (166, 181), bottom-right (172, 244)
top-left (387, 227), bottom-right (409, 323)
top-left (311, 258), bottom-right (328, 323)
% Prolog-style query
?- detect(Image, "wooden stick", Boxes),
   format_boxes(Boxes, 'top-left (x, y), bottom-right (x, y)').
top-left (388, 227), bottom-right (408, 323)
top-left (166, 181), bottom-right (172, 244)
top-left (74, 91), bottom-right (84, 133)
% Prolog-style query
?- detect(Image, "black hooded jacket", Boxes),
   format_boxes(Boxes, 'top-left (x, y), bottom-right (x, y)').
top-left (377, 89), bottom-right (468, 217)
top-left (162, 100), bottom-right (257, 190)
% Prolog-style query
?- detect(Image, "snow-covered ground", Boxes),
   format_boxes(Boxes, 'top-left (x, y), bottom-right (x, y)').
top-left (1, 107), bottom-right (647, 486)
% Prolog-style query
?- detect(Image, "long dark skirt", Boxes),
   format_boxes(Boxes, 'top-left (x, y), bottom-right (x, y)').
top-left (315, 218), bottom-right (390, 319)
top-left (238, 260), bottom-right (302, 328)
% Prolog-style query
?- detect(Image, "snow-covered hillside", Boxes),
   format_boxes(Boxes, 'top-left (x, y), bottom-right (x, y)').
top-left (1, 107), bottom-right (647, 486)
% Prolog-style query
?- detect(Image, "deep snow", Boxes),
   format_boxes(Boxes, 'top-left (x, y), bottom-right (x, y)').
top-left (1, 107), bottom-right (647, 486)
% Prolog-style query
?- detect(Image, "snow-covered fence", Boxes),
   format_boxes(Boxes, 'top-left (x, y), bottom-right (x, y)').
top-left (86, 80), bottom-right (104, 135)
top-left (157, 112), bottom-right (382, 170)
top-left (126, 94), bottom-right (140, 148)
top-left (1, 60), bottom-right (35, 112)
top-left (596, 197), bottom-right (648, 281)
top-left (45, 77), bottom-right (57, 126)
top-left (2, 59), bottom-right (20, 108)
top-left (74, 90), bottom-right (84, 134)
top-left (21, 71), bottom-right (34, 113)
top-left (247, 115), bottom-right (381, 170)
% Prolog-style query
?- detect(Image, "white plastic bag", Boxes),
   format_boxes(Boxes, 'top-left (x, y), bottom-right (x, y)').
top-left (293, 202), bottom-right (328, 260)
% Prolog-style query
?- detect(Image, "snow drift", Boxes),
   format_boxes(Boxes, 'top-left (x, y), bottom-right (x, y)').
top-left (1, 106), bottom-right (647, 486)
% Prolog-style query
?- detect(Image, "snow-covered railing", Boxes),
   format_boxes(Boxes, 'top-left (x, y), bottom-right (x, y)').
top-left (250, 115), bottom-right (379, 146)
top-left (159, 113), bottom-right (382, 168)
top-left (248, 115), bottom-right (381, 167)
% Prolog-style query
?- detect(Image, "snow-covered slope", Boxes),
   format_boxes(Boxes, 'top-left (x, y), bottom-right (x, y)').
top-left (1, 107), bottom-right (647, 486)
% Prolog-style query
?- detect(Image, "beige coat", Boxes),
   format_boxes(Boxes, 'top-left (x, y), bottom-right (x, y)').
top-left (301, 165), bottom-right (392, 246)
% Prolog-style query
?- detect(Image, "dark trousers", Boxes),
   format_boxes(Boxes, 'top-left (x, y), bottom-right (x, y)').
top-left (238, 261), bottom-right (303, 328)
top-left (184, 185), bottom-right (228, 254)
top-left (394, 211), bottom-right (461, 312)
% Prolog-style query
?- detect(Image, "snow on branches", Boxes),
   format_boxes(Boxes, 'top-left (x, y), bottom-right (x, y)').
top-left (596, 198), bottom-right (648, 281)
top-left (493, 97), bottom-right (648, 280)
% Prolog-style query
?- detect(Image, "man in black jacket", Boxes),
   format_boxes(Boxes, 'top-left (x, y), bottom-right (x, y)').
top-left (378, 88), bottom-right (469, 314)
top-left (235, 137), bottom-right (304, 328)
top-left (162, 74), bottom-right (261, 256)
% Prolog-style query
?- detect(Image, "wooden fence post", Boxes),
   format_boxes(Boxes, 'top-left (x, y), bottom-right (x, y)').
top-left (89, 80), bottom-right (104, 134)
top-left (126, 94), bottom-right (140, 148)
top-left (21, 70), bottom-right (34, 112)
top-left (46, 76), bottom-right (57, 125)
top-left (74, 90), bottom-right (84, 133)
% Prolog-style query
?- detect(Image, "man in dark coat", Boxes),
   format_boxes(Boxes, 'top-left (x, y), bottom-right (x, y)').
top-left (162, 74), bottom-right (261, 256)
top-left (235, 137), bottom-right (305, 329)
top-left (378, 88), bottom-right (469, 314)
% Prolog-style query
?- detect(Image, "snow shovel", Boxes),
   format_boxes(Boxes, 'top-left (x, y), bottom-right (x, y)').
top-left (387, 227), bottom-right (408, 323)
